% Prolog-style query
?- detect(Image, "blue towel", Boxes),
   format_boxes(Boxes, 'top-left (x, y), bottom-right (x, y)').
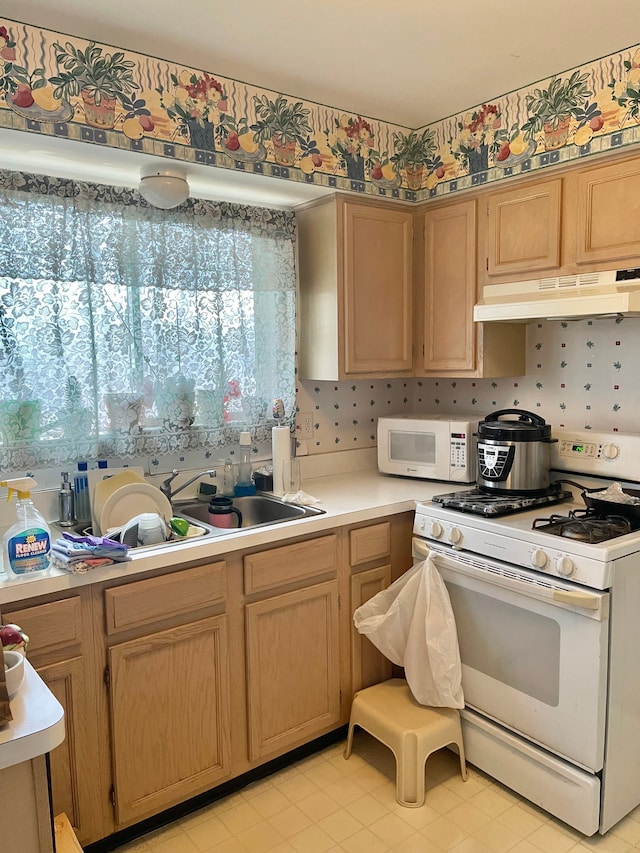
top-left (54, 533), bottom-right (131, 562)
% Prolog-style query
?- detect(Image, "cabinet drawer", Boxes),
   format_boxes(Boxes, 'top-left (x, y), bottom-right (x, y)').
top-left (104, 562), bottom-right (226, 635)
top-left (5, 597), bottom-right (82, 654)
top-left (244, 535), bottom-right (338, 595)
top-left (350, 523), bottom-right (390, 567)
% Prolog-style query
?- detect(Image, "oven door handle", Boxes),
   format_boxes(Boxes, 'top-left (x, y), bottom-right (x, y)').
top-left (413, 538), bottom-right (608, 619)
top-left (552, 589), bottom-right (600, 610)
top-left (413, 540), bottom-right (431, 560)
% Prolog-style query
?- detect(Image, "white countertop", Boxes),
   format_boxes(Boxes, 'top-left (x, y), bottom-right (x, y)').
top-left (0, 459), bottom-right (453, 607)
top-left (0, 658), bottom-right (65, 769)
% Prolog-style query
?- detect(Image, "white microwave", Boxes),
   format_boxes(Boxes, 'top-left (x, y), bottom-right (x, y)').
top-left (377, 414), bottom-right (478, 482)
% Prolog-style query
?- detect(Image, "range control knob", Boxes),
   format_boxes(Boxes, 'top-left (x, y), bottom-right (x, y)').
top-left (418, 518), bottom-right (426, 531)
top-left (530, 549), bottom-right (548, 569)
top-left (556, 555), bottom-right (575, 577)
top-left (449, 527), bottom-right (462, 545)
top-left (602, 443), bottom-right (619, 461)
top-left (430, 521), bottom-right (443, 538)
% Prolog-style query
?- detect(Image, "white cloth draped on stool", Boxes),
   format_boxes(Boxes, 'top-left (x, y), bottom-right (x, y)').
top-left (353, 556), bottom-right (464, 708)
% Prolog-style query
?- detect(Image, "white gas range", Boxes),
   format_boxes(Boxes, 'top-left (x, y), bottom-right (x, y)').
top-left (412, 428), bottom-right (640, 836)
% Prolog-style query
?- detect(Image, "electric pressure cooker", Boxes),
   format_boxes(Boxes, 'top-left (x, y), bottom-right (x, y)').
top-left (476, 409), bottom-right (557, 494)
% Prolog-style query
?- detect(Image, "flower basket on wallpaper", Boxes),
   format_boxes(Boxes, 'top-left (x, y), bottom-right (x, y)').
top-left (326, 114), bottom-right (375, 181)
top-left (609, 49), bottom-right (640, 125)
top-left (391, 128), bottom-right (437, 190)
top-left (251, 94), bottom-right (312, 166)
top-left (523, 71), bottom-right (593, 150)
top-left (50, 41), bottom-right (139, 128)
top-left (160, 72), bottom-right (228, 151)
top-left (450, 104), bottom-right (508, 175)
top-left (215, 112), bottom-right (266, 162)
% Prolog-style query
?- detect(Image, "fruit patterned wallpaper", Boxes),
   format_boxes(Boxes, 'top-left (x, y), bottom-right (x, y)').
top-left (1, 18), bottom-right (640, 201)
top-left (296, 317), bottom-right (640, 454)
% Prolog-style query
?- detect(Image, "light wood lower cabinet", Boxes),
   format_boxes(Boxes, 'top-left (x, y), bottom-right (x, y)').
top-left (350, 565), bottom-right (392, 693)
top-left (243, 534), bottom-right (341, 762)
top-left (245, 580), bottom-right (341, 761)
top-left (108, 615), bottom-right (231, 825)
top-left (1, 513), bottom-right (414, 845)
top-left (3, 594), bottom-right (100, 846)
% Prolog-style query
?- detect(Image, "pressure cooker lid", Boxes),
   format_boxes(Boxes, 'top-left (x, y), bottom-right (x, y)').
top-left (478, 409), bottom-right (553, 441)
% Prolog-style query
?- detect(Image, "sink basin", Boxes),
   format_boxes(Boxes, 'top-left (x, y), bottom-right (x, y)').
top-left (173, 494), bottom-right (325, 531)
top-left (52, 495), bottom-right (324, 554)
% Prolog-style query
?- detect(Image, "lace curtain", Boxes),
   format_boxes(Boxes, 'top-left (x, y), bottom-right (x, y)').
top-left (0, 170), bottom-right (296, 471)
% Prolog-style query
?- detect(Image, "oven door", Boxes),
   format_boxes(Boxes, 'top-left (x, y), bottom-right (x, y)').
top-left (413, 538), bottom-right (609, 772)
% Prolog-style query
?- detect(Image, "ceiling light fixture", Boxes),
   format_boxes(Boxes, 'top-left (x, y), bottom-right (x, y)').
top-left (138, 166), bottom-right (189, 209)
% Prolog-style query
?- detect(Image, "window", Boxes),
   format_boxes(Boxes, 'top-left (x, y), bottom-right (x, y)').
top-left (0, 170), bottom-right (296, 471)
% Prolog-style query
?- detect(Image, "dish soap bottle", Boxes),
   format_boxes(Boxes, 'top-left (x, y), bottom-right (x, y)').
top-left (234, 431), bottom-right (256, 496)
top-left (1, 477), bottom-right (51, 575)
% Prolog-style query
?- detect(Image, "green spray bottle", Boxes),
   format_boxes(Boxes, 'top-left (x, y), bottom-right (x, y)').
top-left (1, 477), bottom-right (51, 575)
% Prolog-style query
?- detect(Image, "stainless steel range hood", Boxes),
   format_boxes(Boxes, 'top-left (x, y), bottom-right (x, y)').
top-left (473, 270), bottom-right (640, 322)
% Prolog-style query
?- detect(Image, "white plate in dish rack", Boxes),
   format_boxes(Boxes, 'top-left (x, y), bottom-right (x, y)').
top-left (99, 482), bottom-right (172, 534)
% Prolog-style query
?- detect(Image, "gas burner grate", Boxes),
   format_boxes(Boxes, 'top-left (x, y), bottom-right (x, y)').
top-left (432, 487), bottom-right (573, 517)
top-left (533, 509), bottom-right (634, 542)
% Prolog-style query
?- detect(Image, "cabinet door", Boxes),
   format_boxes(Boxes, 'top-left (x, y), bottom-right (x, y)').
top-left (35, 657), bottom-right (94, 845)
top-left (108, 616), bottom-right (231, 826)
top-left (574, 157), bottom-right (640, 265)
top-left (420, 199), bottom-right (477, 372)
top-left (486, 178), bottom-right (562, 277)
top-left (246, 580), bottom-right (341, 761)
top-left (350, 565), bottom-right (392, 694)
top-left (342, 201), bottom-right (413, 375)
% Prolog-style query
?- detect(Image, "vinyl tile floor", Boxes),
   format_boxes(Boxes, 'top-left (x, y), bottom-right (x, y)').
top-left (114, 731), bottom-right (640, 853)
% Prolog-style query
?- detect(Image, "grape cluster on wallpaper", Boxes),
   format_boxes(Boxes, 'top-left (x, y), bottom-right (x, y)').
top-left (296, 317), bottom-right (639, 453)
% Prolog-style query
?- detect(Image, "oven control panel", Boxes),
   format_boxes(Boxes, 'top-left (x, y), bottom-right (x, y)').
top-left (552, 428), bottom-right (640, 481)
top-left (413, 509), bottom-right (612, 590)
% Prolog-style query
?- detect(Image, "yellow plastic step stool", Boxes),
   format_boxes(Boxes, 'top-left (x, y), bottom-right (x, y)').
top-left (344, 678), bottom-right (468, 807)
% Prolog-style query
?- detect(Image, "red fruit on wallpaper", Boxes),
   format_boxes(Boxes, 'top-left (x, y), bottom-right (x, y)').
top-left (13, 83), bottom-right (34, 108)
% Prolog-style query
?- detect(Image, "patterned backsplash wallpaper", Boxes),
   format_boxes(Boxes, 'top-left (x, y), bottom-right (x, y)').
top-left (296, 316), bottom-right (640, 453)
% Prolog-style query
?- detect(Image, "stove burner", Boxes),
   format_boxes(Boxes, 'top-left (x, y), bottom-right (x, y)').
top-left (533, 509), bottom-right (634, 543)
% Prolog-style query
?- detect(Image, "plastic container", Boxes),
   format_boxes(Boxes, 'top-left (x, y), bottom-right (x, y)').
top-left (74, 461), bottom-right (90, 525)
top-left (234, 432), bottom-right (256, 496)
top-left (1, 477), bottom-right (51, 575)
top-left (222, 458), bottom-right (235, 496)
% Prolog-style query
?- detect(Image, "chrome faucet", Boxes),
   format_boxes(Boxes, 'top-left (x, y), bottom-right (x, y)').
top-left (160, 469), bottom-right (217, 503)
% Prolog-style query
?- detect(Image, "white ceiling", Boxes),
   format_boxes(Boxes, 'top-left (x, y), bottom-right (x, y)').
top-left (1, 1), bottom-right (639, 206)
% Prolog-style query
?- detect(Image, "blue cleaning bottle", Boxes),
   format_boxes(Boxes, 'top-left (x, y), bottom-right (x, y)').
top-left (1, 477), bottom-right (51, 575)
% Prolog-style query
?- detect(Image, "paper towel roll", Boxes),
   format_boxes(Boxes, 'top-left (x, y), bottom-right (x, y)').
top-left (272, 426), bottom-right (291, 496)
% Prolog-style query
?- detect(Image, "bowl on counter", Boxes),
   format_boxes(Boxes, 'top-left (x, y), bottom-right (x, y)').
top-left (3, 649), bottom-right (25, 697)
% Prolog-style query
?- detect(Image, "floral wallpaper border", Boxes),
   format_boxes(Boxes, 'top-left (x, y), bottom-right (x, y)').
top-left (1, 19), bottom-right (640, 202)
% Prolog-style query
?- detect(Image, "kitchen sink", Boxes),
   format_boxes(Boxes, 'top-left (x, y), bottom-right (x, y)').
top-left (52, 495), bottom-right (324, 553)
top-left (173, 493), bottom-right (325, 531)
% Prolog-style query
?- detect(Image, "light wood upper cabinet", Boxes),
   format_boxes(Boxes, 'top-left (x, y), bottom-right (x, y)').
top-left (485, 178), bottom-right (563, 278)
top-left (569, 156), bottom-right (640, 266)
top-left (415, 199), bottom-right (525, 377)
top-left (297, 194), bottom-right (413, 379)
top-left (419, 199), bottom-right (477, 373)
